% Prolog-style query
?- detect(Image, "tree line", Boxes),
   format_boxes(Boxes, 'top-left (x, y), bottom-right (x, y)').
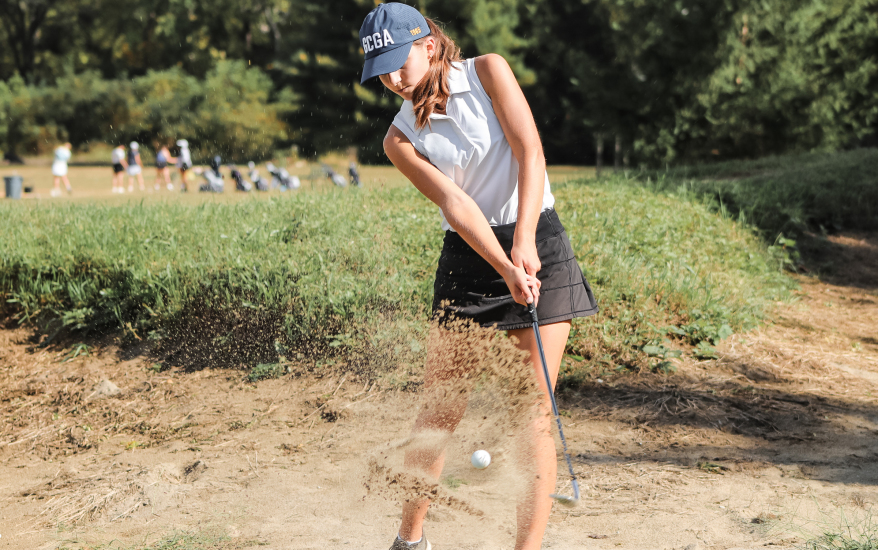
top-left (1, 0), bottom-right (875, 164)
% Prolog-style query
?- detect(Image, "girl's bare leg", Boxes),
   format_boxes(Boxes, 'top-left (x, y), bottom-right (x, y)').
top-left (398, 327), bottom-right (471, 542)
top-left (507, 321), bottom-right (571, 550)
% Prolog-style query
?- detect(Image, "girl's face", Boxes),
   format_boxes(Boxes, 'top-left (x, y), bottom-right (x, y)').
top-left (379, 37), bottom-right (436, 102)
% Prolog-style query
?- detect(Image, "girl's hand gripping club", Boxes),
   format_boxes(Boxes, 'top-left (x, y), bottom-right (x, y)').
top-left (528, 302), bottom-right (581, 507)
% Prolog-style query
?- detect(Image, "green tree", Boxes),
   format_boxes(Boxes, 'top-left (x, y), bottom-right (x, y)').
top-left (521, 0), bottom-right (642, 164)
top-left (417, 0), bottom-right (534, 83)
top-left (0, 80), bottom-right (8, 155)
top-left (700, 0), bottom-right (878, 157)
top-left (272, 0), bottom-right (537, 161)
top-left (0, 74), bottom-right (40, 159)
top-left (271, 0), bottom-right (398, 160)
top-left (121, 67), bottom-right (202, 150)
top-left (0, 0), bottom-right (62, 82)
top-left (595, 0), bottom-right (740, 165)
top-left (38, 71), bottom-right (129, 148)
top-left (76, 0), bottom-right (285, 79)
top-left (197, 60), bottom-right (286, 160)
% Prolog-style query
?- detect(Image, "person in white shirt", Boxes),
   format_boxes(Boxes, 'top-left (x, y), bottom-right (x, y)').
top-left (360, 4), bottom-right (598, 550)
top-left (176, 139), bottom-right (192, 192)
top-left (127, 142), bottom-right (145, 192)
top-left (110, 144), bottom-right (128, 194)
top-left (50, 142), bottom-right (72, 197)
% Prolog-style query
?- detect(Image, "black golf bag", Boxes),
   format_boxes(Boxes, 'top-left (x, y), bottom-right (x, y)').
top-left (230, 167), bottom-right (251, 192)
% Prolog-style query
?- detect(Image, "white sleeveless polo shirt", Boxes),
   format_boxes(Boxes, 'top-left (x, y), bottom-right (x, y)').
top-left (392, 58), bottom-right (555, 232)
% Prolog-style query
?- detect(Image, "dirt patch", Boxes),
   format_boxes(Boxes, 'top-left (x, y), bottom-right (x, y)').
top-left (799, 230), bottom-right (878, 289)
top-left (2, 241), bottom-right (878, 549)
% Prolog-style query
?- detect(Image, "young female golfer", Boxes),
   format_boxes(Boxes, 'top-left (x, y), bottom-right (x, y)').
top-left (359, 4), bottom-right (598, 549)
top-left (50, 142), bottom-right (73, 197)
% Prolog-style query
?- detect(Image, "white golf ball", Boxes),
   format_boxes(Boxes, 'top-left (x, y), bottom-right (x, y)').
top-left (471, 450), bottom-right (491, 469)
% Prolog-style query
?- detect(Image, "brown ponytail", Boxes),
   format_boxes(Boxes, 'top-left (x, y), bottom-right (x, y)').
top-left (411, 18), bottom-right (463, 130)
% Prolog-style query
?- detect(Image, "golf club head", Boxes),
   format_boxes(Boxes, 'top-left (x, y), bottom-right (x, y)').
top-left (550, 479), bottom-right (581, 507)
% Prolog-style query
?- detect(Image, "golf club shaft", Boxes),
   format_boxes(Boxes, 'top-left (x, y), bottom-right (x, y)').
top-left (528, 303), bottom-right (581, 502)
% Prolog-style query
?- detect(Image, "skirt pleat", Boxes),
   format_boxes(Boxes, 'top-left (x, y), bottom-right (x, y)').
top-left (432, 208), bottom-right (599, 331)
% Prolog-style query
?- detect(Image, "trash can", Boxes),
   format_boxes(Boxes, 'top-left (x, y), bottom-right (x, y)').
top-left (4, 175), bottom-right (23, 199)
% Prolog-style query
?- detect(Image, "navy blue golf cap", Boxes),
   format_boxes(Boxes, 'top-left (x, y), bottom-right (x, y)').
top-left (359, 3), bottom-right (429, 83)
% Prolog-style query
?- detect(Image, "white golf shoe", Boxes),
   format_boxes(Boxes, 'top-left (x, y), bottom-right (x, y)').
top-left (389, 533), bottom-right (430, 550)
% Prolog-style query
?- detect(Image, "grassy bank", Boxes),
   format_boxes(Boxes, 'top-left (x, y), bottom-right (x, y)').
top-left (638, 149), bottom-right (878, 239)
top-left (0, 176), bottom-right (792, 377)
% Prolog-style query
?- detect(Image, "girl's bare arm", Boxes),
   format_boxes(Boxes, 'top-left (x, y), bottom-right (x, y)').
top-left (474, 54), bottom-right (547, 279)
top-left (384, 125), bottom-right (539, 305)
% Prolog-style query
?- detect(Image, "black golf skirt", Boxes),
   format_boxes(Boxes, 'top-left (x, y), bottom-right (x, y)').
top-left (432, 208), bottom-right (599, 331)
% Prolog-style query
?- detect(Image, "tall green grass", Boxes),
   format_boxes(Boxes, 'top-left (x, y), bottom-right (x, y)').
top-left (0, 177), bottom-right (792, 375)
top-left (639, 149), bottom-right (878, 238)
top-left (557, 179), bottom-right (792, 374)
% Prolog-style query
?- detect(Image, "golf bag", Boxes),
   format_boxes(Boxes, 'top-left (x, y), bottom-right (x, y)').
top-left (230, 167), bottom-right (251, 192)
top-left (349, 162), bottom-right (361, 187)
top-left (267, 162), bottom-right (300, 191)
top-left (266, 162), bottom-right (283, 189)
top-left (250, 169), bottom-right (269, 191)
top-left (282, 170), bottom-right (301, 191)
top-left (322, 163), bottom-right (347, 187)
top-left (248, 161), bottom-right (268, 191)
top-left (198, 168), bottom-right (224, 193)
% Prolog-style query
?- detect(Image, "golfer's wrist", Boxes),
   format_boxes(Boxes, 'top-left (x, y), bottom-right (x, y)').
top-left (512, 231), bottom-right (537, 248)
top-left (498, 260), bottom-right (519, 279)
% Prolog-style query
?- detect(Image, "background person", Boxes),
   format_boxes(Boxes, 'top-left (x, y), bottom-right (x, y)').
top-left (127, 142), bottom-right (145, 192)
top-left (176, 139), bottom-right (192, 192)
top-left (50, 142), bottom-right (73, 197)
top-left (110, 144), bottom-right (128, 194)
top-left (154, 144), bottom-right (175, 191)
top-left (359, 4), bottom-right (598, 550)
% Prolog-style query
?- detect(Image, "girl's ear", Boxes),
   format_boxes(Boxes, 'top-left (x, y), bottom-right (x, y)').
top-left (424, 35), bottom-right (437, 61)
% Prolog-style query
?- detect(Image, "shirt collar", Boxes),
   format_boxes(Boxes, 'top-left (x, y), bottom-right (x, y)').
top-left (400, 61), bottom-right (470, 121)
top-left (447, 61), bottom-right (470, 95)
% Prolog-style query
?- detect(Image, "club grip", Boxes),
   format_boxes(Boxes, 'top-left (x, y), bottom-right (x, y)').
top-left (527, 302), bottom-right (538, 324)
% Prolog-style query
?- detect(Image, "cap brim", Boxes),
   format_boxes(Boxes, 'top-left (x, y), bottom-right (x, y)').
top-left (360, 41), bottom-right (413, 84)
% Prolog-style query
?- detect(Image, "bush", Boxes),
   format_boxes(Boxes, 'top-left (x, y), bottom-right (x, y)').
top-left (0, 75), bottom-right (41, 157)
top-left (0, 178), bottom-right (792, 375)
top-left (2, 61), bottom-right (287, 162)
top-left (638, 149), bottom-right (878, 238)
top-left (557, 178), bottom-right (792, 373)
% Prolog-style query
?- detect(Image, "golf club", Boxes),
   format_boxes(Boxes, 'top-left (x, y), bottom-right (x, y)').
top-left (528, 302), bottom-right (581, 507)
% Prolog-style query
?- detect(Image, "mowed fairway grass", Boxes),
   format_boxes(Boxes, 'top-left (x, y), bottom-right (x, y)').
top-left (0, 163), bottom-right (593, 202)
top-left (0, 163), bottom-right (791, 381)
